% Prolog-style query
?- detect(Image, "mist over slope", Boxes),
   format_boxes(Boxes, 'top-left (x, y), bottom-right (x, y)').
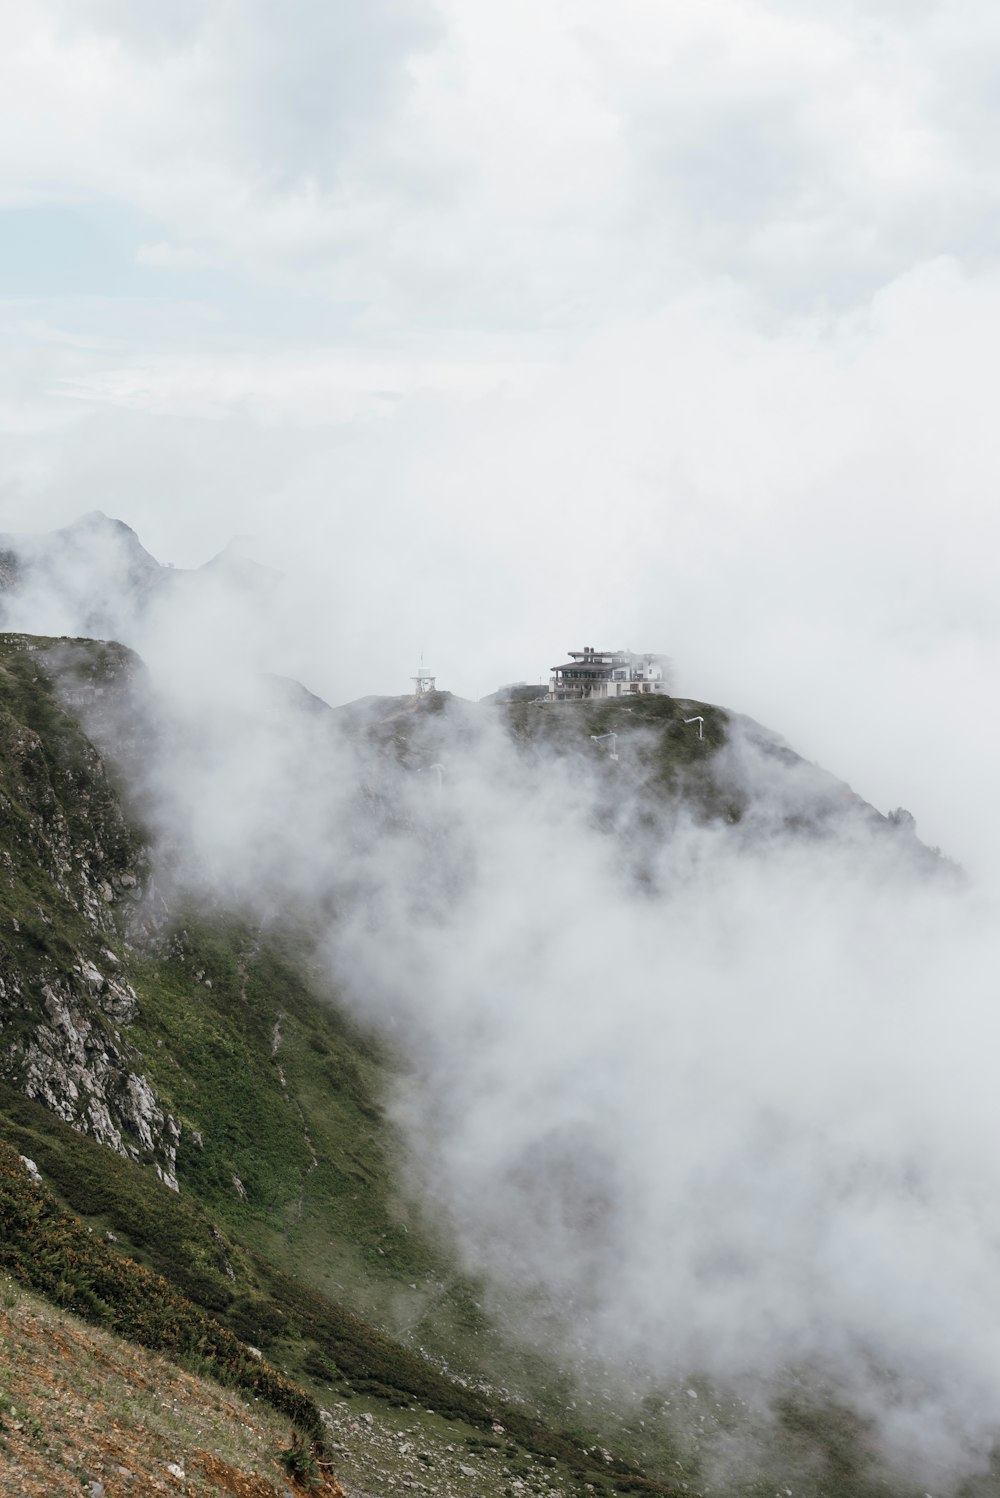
top-left (1, 516), bottom-right (998, 1494)
top-left (0, 511), bottom-right (278, 667)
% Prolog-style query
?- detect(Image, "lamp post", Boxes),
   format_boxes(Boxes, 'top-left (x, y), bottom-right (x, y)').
top-left (590, 732), bottom-right (619, 763)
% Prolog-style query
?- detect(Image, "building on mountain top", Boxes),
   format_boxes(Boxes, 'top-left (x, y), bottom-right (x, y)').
top-left (548, 647), bottom-right (671, 702)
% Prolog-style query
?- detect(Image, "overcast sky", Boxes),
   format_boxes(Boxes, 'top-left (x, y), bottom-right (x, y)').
top-left (3, 0), bottom-right (1000, 871)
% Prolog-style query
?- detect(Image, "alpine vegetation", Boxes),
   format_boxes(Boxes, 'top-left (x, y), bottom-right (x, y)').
top-left (0, 517), bottom-right (998, 1496)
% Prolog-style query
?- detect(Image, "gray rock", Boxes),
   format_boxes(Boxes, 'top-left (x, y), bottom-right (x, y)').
top-left (7, 978), bottom-right (180, 1183)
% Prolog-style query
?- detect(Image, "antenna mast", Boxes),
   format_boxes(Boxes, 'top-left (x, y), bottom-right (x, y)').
top-left (412, 651), bottom-right (436, 696)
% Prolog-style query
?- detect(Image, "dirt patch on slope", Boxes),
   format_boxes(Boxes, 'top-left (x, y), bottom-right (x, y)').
top-left (0, 1286), bottom-right (343, 1496)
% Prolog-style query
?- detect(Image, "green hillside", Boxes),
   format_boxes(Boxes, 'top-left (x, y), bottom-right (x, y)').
top-left (0, 631), bottom-right (698, 1497)
top-left (0, 630), bottom-right (972, 1498)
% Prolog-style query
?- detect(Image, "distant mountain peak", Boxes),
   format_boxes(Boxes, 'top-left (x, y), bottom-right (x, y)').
top-left (198, 540), bottom-right (282, 588)
top-left (69, 508), bottom-right (123, 528)
top-left (55, 510), bottom-right (160, 563)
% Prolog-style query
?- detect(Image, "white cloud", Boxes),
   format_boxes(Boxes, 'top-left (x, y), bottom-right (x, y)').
top-left (315, 705), bottom-right (1000, 1488)
top-left (3, 9), bottom-right (1000, 1480)
top-left (4, 252), bottom-right (1000, 879)
top-left (4, 0), bottom-right (1000, 321)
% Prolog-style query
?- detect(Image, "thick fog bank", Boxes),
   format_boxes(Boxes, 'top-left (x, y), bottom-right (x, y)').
top-left (3, 538), bottom-right (1000, 1491)
top-left (328, 717), bottom-right (998, 1490)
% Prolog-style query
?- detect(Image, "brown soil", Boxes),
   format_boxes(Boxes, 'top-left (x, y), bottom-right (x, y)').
top-left (0, 1289), bottom-right (345, 1497)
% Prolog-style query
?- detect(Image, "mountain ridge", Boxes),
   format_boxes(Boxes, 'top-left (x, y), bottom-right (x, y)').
top-left (0, 521), bottom-right (971, 1496)
top-left (0, 512), bottom-right (279, 650)
top-left (0, 629), bottom-right (704, 1496)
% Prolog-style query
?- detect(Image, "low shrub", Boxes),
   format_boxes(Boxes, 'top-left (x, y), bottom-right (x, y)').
top-left (0, 1141), bottom-right (325, 1446)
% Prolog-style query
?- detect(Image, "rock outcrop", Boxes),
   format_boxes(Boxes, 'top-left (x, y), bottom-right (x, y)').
top-left (0, 634), bottom-right (179, 1186)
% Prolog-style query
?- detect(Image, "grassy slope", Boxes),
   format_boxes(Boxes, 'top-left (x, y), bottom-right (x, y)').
top-left (0, 635), bottom-right (690, 1497)
top-left (0, 1276), bottom-right (345, 1497)
top-left (0, 634), bottom-right (143, 998)
top-left (0, 1108), bottom-right (689, 1498)
top-left (0, 640), bottom-right (975, 1496)
top-left (0, 1138), bottom-right (324, 1441)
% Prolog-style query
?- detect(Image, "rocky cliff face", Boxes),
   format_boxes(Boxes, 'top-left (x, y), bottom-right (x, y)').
top-left (0, 633), bottom-right (181, 1187)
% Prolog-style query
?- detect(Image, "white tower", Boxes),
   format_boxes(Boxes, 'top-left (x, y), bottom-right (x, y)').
top-left (412, 665), bottom-right (436, 695)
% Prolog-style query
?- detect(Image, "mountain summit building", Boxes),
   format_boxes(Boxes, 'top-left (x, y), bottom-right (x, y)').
top-left (549, 647), bottom-right (671, 702)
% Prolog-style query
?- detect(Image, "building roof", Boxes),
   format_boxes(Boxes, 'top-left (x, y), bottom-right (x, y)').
top-left (550, 661), bottom-right (615, 674)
